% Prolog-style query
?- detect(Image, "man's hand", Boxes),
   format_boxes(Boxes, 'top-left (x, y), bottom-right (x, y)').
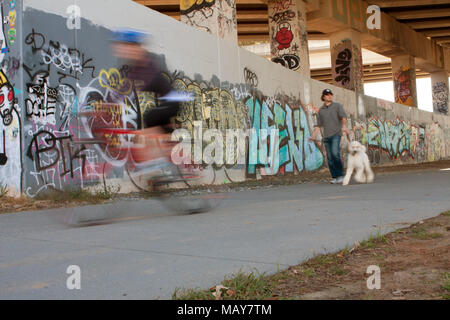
top-left (342, 127), bottom-right (350, 137)
top-left (308, 127), bottom-right (321, 142)
top-left (341, 117), bottom-right (349, 137)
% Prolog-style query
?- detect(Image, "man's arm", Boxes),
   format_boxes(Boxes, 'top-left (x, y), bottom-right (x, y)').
top-left (308, 110), bottom-right (322, 142)
top-left (339, 104), bottom-right (349, 137)
top-left (309, 126), bottom-right (321, 141)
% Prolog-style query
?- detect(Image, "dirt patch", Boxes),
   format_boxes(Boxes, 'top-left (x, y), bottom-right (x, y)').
top-left (0, 190), bottom-right (113, 215)
top-left (174, 212), bottom-right (450, 300)
top-left (270, 212), bottom-right (450, 300)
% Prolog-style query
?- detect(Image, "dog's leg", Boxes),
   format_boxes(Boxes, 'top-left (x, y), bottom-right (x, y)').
top-left (343, 166), bottom-right (354, 186)
top-left (365, 162), bottom-right (374, 183)
top-left (355, 167), bottom-right (366, 183)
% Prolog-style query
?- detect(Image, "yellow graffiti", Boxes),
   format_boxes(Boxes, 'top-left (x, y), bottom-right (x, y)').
top-left (92, 101), bottom-right (122, 127)
top-left (99, 68), bottom-right (132, 95)
top-left (180, 0), bottom-right (215, 14)
top-left (170, 77), bottom-right (246, 134)
top-left (8, 10), bottom-right (16, 28)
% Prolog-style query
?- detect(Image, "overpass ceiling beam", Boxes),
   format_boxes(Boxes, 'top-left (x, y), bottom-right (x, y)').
top-left (366, 0), bottom-right (450, 8)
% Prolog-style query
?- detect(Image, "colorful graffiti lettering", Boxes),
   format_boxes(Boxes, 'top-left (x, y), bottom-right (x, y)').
top-left (246, 95), bottom-right (324, 175)
top-left (7, 0), bottom-right (15, 45)
top-left (394, 67), bottom-right (414, 106)
top-left (367, 117), bottom-right (426, 160)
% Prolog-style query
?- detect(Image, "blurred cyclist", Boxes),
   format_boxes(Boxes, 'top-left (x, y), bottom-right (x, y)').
top-left (111, 29), bottom-right (180, 132)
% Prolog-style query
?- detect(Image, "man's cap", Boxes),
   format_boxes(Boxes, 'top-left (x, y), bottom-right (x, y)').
top-left (111, 29), bottom-right (150, 44)
top-left (322, 89), bottom-right (333, 96)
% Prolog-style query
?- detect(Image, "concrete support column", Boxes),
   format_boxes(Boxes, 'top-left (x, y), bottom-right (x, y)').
top-left (268, 0), bottom-right (310, 76)
top-left (391, 54), bottom-right (418, 108)
top-left (430, 70), bottom-right (449, 115)
top-left (329, 28), bottom-right (364, 93)
top-left (180, 0), bottom-right (238, 44)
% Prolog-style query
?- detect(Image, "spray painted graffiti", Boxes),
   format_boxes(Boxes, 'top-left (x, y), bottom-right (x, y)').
top-left (425, 122), bottom-right (445, 162)
top-left (170, 72), bottom-right (249, 170)
top-left (25, 29), bottom-right (95, 81)
top-left (432, 81), bottom-right (448, 115)
top-left (5, 0), bottom-right (16, 46)
top-left (269, 0), bottom-right (302, 71)
top-left (0, 5), bottom-right (9, 58)
top-left (0, 69), bottom-right (22, 194)
top-left (26, 130), bottom-right (86, 178)
top-left (180, 0), bottom-right (216, 14)
top-left (332, 40), bottom-right (352, 89)
top-left (0, 55), bottom-right (19, 79)
top-left (394, 67), bottom-right (414, 106)
top-left (181, 0), bottom-right (236, 41)
top-left (25, 71), bottom-right (58, 125)
top-left (23, 27), bottom-right (130, 196)
top-left (270, 0), bottom-right (294, 12)
top-left (246, 94), bottom-right (324, 175)
top-left (366, 117), bottom-right (426, 161)
top-left (243, 68), bottom-right (258, 88)
top-left (11, 7), bottom-right (450, 197)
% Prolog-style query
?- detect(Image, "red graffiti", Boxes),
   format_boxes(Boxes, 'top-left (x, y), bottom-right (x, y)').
top-left (271, 0), bottom-right (294, 12)
top-left (275, 23), bottom-right (294, 50)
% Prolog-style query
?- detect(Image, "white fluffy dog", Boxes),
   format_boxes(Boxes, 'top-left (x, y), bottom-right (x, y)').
top-left (342, 141), bottom-right (374, 186)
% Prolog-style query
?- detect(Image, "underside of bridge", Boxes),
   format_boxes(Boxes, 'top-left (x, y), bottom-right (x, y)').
top-left (135, 0), bottom-right (450, 83)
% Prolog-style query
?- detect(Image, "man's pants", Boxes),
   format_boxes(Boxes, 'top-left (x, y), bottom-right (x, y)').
top-left (323, 134), bottom-right (343, 179)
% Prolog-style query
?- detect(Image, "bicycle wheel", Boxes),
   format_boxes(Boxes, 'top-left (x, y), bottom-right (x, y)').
top-left (126, 161), bottom-right (223, 214)
top-left (56, 199), bottom-right (122, 227)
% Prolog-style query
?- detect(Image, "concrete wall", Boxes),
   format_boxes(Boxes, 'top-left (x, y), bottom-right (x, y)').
top-left (0, 0), bottom-right (448, 197)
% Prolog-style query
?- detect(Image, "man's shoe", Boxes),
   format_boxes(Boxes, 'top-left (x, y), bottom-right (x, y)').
top-left (336, 176), bottom-right (344, 184)
top-left (330, 178), bottom-right (338, 184)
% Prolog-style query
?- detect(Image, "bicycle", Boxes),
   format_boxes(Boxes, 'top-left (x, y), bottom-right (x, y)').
top-left (61, 105), bottom-right (224, 226)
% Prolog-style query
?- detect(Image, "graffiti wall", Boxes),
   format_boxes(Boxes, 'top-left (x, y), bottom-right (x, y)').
top-left (432, 81), bottom-right (449, 115)
top-left (0, 0), bottom-right (448, 197)
top-left (0, 0), bottom-right (22, 196)
top-left (180, 0), bottom-right (237, 43)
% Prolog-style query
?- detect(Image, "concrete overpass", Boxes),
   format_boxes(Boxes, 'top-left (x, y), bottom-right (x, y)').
top-left (136, 0), bottom-right (450, 112)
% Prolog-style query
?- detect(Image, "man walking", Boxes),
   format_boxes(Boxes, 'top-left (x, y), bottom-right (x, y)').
top-left (309, 89), bottom-right (349, 184)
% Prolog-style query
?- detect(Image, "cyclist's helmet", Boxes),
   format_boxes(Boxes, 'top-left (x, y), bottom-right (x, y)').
top-left (111, 29), bottom-right (149, 44)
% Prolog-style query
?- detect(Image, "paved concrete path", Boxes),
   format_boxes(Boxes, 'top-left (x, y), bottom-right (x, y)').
top-left (1, 169), bottom-right (449, 299)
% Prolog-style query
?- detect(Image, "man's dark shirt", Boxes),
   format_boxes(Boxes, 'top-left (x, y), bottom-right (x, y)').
top-left (315, 102), bottom-right (347, 138)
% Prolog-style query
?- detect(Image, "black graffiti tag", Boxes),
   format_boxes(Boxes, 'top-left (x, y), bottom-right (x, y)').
top-left (244, 68), bottom-right (258, 87)
top-left (334, 48), bottom-right (352, 85)
top-left (25, 29), bottom-right (46, 53)
top-left (269, 9), bottom-right (296, 23)
top-left (26, 130), bottom-right (86, 178)
top-left (272, 54), bottom-right (300, 70)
